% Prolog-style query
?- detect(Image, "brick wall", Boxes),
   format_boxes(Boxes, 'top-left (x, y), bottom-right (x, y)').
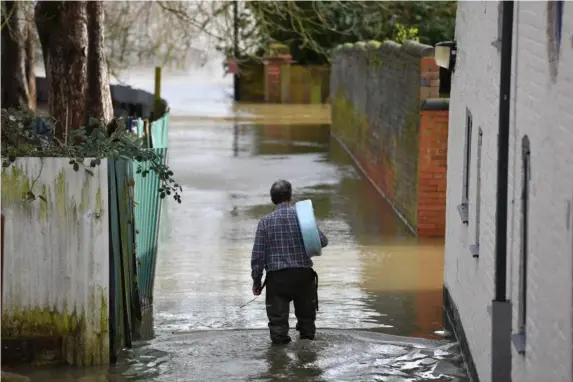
top-left (330, 40), bottom-right (449, 237)
top-left (444, 3), bottom-right (500, 380)
top-left (418, 100), bottom-right (449, 237)
top-left (264, 55), bottom-right (291, 103)
top-left (445, 2), bottom-right (573, 382)
top-left (420, 57), bottom-right (440, 100)
top-left (261, 55), bottom-right (330, 104)
top-left (507, 3), bottom-right (573, 381)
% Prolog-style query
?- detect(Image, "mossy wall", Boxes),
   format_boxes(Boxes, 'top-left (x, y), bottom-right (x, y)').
top-left (1, 158), bottom-right (110, 366)
top-left (330, 40), bottom-right (434, 231)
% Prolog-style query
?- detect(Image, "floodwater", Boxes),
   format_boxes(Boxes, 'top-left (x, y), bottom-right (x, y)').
top-left (5, 70), bottom-right (468, 381)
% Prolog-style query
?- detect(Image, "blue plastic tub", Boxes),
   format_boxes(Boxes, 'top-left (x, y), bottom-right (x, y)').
top-left (295, 199), bottom-right (322, 257)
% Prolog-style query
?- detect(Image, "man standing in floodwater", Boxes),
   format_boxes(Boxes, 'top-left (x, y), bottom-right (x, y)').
top-left (251, 179), bottom-right (329, 345)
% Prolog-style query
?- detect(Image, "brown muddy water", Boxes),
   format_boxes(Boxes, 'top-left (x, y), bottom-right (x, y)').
top-left (5, 104), bottom-right (468, 381)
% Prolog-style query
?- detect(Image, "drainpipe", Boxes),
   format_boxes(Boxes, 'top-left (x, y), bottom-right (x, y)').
top-left (233, 0), bottom-right (240, 101)
top-left (491, 1), bottom-right (514, 381)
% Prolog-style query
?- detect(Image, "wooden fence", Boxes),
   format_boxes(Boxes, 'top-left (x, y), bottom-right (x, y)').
top-left (239, 60), bottom-right (330, 104)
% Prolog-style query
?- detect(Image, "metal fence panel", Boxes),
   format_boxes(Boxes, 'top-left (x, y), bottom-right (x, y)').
top-left (132, 113), bottom-right (170, 308)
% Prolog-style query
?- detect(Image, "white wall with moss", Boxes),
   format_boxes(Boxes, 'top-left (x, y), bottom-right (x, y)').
top-left (1, 158), bottom-right (110, 365)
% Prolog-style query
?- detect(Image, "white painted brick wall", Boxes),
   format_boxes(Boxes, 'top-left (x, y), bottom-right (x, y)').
top-left (445, 2), bottom-right (501, 382)
top-left (507, 2), bottom-right (573, 382)
top-left (446, 1), bottom-right (573, 382)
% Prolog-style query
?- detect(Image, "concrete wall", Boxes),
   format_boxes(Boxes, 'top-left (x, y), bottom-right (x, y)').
top-left (444, 2), bottom-right (573, 381)
top-left (35, 76), bottom-right (155, 118)
top-left (330, 40), bottom-right (448, 237)
top-left (1, 158), bottom-right (110, 366)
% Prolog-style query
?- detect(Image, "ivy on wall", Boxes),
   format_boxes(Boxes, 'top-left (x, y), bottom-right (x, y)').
top-left (1, 108), bottom-right (182, 204)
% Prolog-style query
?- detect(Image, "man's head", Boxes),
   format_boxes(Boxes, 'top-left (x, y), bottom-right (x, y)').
top-left (270, 179), bottom-right (292, 205)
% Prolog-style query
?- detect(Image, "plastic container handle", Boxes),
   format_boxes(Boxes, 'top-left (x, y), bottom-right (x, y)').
top-left (294, 199), bottom-right (322, 257)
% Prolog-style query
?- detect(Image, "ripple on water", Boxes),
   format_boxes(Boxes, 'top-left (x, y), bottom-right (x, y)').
top-left (116, 330), bottom-right (469, 382)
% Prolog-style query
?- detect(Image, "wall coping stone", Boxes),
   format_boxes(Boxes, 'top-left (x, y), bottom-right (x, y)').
top-left (334, 39), bottom-right (434, 58)
top-left (402, 40), bottom-right (434, 57)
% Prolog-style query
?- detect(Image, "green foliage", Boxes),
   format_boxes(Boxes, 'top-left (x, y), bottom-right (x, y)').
top-left (224, 1), bottom-right (456, 65)
top-left (268, 43), bottom-right (290, 56)
top-left (394, 23), bottom-right (419, 44)
top-left (1, 108), bottom-right (182, 203)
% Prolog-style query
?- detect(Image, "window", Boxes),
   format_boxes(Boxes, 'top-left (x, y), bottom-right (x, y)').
top-left (513, 135), bottom-right (531, 355)
top-left (458, 108), bottom-right (472, 224)
top-left (470, 129), bottom-right (483, 258)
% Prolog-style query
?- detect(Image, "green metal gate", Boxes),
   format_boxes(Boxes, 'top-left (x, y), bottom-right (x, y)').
top-left (132, 114), bottom-right (170, 308)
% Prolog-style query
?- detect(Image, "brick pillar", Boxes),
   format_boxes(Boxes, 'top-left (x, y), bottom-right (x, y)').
top-left (420, 57), bottom-right (440, 101)
top-left (417, 99), bottom-right (449, 237)
top-left (264, 54), bottom-right (292, 103)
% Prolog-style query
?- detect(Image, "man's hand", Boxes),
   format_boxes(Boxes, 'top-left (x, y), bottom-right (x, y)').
top-left (252, 283), bottom-right (262, 296)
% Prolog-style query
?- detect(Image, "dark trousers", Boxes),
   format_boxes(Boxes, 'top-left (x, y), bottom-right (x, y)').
top-left (265, 267), bottom-right (317, 344)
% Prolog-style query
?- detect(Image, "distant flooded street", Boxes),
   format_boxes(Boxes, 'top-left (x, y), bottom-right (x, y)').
top-left (154, 108), bottom-right (445, 338)
top-left (6, 71), bottom-right (467, 380)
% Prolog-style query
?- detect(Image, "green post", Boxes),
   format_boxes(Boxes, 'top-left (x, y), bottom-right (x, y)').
top-left (154, 67), bottom-right (162, 119)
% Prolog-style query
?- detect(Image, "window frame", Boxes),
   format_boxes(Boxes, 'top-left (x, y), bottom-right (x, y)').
top-left (458, 108), bottom-right (472, 224)
top-left (512, 135), bottom-right (531, 355)
top-left (470, 128), bottom-right (483, 258)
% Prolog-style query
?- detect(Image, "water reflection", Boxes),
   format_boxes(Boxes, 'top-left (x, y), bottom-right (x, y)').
top-left (153, 115), bottom-right (445, 336)
top-left (253, 123), bottom-right (331, 155)
top-left (358, 240), bottom-right (444, 338)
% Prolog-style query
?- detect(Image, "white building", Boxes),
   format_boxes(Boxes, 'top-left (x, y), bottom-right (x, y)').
top-left (443, 1), bottom-right (572, 382)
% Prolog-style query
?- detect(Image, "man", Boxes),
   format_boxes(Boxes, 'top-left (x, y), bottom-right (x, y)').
top-left (251, 180), bottom-right (328, 345)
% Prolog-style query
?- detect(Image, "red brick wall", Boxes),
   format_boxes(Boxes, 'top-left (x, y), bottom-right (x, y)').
top-left (331, 42), bottom-right (450, 237)
top-left (420, 57), bottom-right (440, 101)
top-left (264, 55), bottom-right (291, 103)
top-left (417, 102), bottom-right (449, 237)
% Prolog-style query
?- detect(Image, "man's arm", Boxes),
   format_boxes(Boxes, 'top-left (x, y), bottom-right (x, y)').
top-left (251, 220), bottom-right (266, 285)
top-left (318, 228), bottom-right (328, 248)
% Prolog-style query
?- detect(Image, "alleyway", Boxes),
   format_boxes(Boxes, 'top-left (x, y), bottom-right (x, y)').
top-left (11, 103), bottom-right (468, 381)
top-left (6, 68), bottom-right (468, 380)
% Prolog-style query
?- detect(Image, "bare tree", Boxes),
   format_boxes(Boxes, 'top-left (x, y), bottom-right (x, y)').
top-left (36, 1), bottom-right (88, 140)
top-left (25, 18), bottom-right (36, 110)
top-left (86, 0), bottom-right (113, 121)
top-left (1, 1), bottom-right (30, 108)
top-left (103, 1), bottom-right (212, 76)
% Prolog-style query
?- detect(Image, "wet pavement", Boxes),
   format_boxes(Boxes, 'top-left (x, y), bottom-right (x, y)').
top-left (5, 102), bottom-right (468, 381)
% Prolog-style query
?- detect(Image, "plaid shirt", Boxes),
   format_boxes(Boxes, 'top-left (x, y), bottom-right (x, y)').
top-left (251, 202), bottom-right (328, 284)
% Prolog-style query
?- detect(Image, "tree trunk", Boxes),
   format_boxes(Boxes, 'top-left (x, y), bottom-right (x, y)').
top-left (1, 1), bottom-right (30, 109)
top-left (86, 1), bottom-right (113, 122)
top-left (35, 1), bottom-right (88, 141)
top-left (25, 19), bottom-right (36, 110)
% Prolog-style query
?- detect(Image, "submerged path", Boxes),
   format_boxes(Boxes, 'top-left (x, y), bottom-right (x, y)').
top-left (10, 105), bottom-right (468, 381)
